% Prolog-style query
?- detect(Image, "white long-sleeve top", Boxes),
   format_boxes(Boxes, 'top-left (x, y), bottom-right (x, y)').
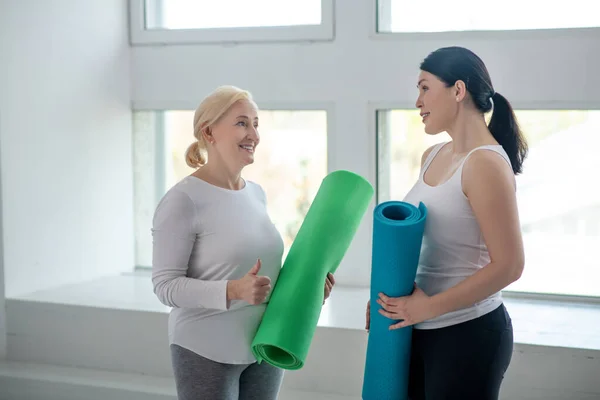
top-left (151, 175), bottom-right (284, 364)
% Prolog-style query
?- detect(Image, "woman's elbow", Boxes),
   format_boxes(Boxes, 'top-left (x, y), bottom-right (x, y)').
top-left (152, 278), bottom-right (178, 308)
top-left (506, 256), bottom-right (525, 284)
top-left (511, 263), bottom-right (524, 283)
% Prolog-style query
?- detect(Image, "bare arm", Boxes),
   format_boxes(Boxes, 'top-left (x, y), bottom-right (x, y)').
top-left (429, 150), bottom-right (524, 315)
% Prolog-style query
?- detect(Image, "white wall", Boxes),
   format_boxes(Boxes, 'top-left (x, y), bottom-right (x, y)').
top-left (130, 0), bottom-right (600, 286)
top-left (0, 122), bottom-right (5, 358)
top-left (0, 0), bottom-right (133, 297)
top-left (0, 1), bottom-right (11, 359)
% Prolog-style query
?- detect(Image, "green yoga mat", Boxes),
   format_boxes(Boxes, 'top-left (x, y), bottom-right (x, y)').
top-left (251, 170), bottom-right (374, 370)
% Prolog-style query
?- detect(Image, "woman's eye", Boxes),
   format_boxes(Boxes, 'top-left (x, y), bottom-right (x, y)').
top-left (236, 121), bottom-right (246, 126)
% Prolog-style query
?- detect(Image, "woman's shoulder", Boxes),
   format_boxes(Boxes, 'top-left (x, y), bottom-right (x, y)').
top-left (244, 180), bottom-right (268, 203)
top-left (155, 176), bottom-right (218, 215)
top-left (152, 182), bottom-right (198, 230)
top-left (462, 146), bottom-right (515, 195)
top-left (244, 179), bottom-right (263, 191)
top-left (156, 181), bottom-right (196, 212)
top-left (464, 145), bottom-right (512, 174)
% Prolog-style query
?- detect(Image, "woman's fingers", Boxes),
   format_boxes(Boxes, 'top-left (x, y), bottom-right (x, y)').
top-left (376, 298), bottom-right (394, 312)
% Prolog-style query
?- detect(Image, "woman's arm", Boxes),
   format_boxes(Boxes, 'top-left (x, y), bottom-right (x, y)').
top-left (378, 150), bottom-right (524, 328)
top-left (429, 150), bottom-right (524, 315)
top-left (151, 189), bottom-right (229, 310)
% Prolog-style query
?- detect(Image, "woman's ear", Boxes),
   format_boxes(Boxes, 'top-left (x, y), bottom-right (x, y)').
top-left (202, 125), bottom-right (214, 144)
top-left (454, 80), bottom-right (467, 102)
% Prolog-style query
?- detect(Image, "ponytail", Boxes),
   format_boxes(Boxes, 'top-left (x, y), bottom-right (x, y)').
top-left (185, 140), bottom-right (207, 168)
top-left (488, 92), bottom-right (528, 175)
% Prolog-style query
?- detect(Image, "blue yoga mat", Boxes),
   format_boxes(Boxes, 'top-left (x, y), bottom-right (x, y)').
top-left (362, 201), bottom-right (427, 400)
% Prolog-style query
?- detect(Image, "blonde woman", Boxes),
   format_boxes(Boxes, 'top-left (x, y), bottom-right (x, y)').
top-left (151, 86), bottom-right (335, 400)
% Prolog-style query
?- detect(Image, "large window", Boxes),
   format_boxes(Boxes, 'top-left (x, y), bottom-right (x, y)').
top-left (145, 0), bottom-right (322, 30)
top-left (129, 0), bottom-right (334, 44)
top-left (133, 110), bottom-right (328, 268)
top-left (377, 109), bottom-right (600, 297)
top-left (377, 0), bottom-right (600, 33)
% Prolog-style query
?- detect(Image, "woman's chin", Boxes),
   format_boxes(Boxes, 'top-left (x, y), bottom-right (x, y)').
top-left (240, 154), bottom-right (255, 166)
top-left (424, 124), bottom-right (442, 135)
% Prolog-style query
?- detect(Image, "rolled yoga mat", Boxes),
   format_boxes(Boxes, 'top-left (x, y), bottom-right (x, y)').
top-left (362, 201), bottom-right (427, 400)
top-left (251, 170), bottom-right (374, 370)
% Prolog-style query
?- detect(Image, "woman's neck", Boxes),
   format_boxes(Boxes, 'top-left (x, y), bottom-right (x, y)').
top-left (192, 162), bottom-right (244, 190)
top-left (446, 108), bottom-right (497, 154)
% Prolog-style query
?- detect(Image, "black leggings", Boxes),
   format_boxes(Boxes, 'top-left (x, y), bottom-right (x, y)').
top-left (408, 304), bottom-right (513, 400)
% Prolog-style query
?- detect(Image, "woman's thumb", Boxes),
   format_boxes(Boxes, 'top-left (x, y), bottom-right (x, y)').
top-left (248, 258), bottom-right (261, 275)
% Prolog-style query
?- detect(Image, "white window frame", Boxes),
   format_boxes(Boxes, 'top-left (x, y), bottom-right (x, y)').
top-left (128, 0), bottom-right (336, 45)
top-left (372, 0), bottom-right (600, 39)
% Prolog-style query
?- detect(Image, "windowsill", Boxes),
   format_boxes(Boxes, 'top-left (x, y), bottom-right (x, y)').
top-left (8, 271), bottom-right (600, 352)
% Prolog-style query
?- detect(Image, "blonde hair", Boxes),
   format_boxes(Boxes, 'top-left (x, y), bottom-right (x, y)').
top-left (185, 85), bottom-right (255, 168)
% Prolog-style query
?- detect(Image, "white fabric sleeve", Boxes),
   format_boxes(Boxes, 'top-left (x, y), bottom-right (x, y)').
top-left (151, 189), bottom-right (229, 310)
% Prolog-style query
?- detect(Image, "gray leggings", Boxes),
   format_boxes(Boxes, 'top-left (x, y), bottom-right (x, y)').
top-left (170, 344), bottom-right (284, 400)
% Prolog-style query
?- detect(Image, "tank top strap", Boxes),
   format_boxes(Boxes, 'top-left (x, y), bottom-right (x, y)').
top-left (420, 142), bottom-right (448, 179)
top-left (458, 144), bottom-right (511, 173)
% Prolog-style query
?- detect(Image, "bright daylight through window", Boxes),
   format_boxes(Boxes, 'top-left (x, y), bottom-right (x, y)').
top-left (377, 109), bottom-right (600, 297)
top-left (133, 110), bottom-right (328, 268)
top-left (377, 0), bottom-right (600, 32)
top-left (144, 0), bottom-right (322, 30)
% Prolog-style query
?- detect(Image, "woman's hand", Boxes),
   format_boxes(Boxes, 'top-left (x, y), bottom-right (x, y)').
top-left (227, 259), bottom-right (271, 305)
top-left (323, 273), bottom-right (335, 304)
top-left (376, 283), bottom-right (438, 329)
top-left (365, 300), bottom-right (370, 331)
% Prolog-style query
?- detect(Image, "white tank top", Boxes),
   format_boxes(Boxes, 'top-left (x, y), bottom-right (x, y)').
top-left (403, 142), bottom-right (511, 329)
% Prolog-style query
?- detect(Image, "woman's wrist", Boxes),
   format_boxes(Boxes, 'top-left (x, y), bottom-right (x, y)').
top-left (226, 280), bottom-right (239, 301)
top-left (427, 293), bottom-right (446, 319)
